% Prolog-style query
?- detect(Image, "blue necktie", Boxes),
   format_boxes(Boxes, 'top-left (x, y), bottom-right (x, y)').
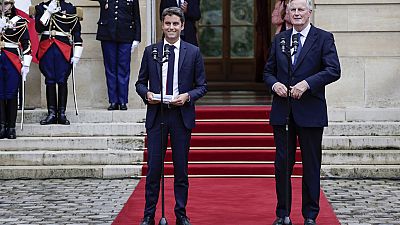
top-left (166, 45), bottom-right (175, 95)
top-left (293, 33), bottom-right (302, 65)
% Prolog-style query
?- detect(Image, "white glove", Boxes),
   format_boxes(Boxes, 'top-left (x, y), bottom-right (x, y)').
top-left (44, 0), bottom-right (61, 14)
top-left (71, 46), bottom-right (83, 68)
top-left (21, 66), bottom-right (29, 81)
top-left (0, 17), bottom-right (8, 30)
top-left (41, 0), bottom-right (60, 25)
top-left (21, 55), bottom-right (33, 81)
top-left (70, 57), bottom-right (80, 68)
top-left (131, 40), bottom-right (140, 53)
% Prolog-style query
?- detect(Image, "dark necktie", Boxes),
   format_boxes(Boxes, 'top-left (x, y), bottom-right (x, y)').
top-left (166, 44), bottom-right (175, 95)
top-left (293, 33), bottom-right (303, 65)
top-left (177, 0), bottom-right (181, 7)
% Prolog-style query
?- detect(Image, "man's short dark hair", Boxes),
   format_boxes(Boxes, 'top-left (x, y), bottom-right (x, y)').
top-left (161, 7), bottom-right (185, 23)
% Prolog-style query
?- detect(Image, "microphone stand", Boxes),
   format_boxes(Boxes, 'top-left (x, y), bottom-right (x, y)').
top-left (152, 45), bottom-right (170, 225)
top-left (280, 37), bottom-right (297, 222)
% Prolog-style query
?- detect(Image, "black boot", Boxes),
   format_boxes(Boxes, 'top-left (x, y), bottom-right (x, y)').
top-left (6, 98), bottom-right (18, 139)
top-left (57, 83), bottom-right (70, 125)
top-left (0, 100), bottom-right (6, 139)
top-left (0, 123), bottom-right (6, 139)
top-left (7, 128), bottom-right (16, 139)
top-left (40, 84), bottom-right (58, 125)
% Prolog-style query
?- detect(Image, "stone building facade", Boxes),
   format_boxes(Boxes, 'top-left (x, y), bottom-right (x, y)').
top-left (25, 0), bottom-right (400, 119)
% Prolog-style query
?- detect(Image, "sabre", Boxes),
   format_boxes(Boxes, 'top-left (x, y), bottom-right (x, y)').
top-left (72, 60), bottom-right (79, 115)
top-left (1, 0), bottom-right (5, 19)
top-left (20, 79), bottom-right (25, 130)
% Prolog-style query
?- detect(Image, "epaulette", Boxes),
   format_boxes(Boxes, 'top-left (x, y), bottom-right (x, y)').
top-left (76, 7), bottom-right (83, 21)
top-left (29, 5), bottom-right (36, 16)
top-left (10, 15), bottom-right (27, 24)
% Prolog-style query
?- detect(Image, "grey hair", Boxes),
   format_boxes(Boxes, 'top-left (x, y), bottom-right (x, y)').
top-left (289, 0), bottom-right (313, 11)
top-left (161, 7), bottom-right (185, 23)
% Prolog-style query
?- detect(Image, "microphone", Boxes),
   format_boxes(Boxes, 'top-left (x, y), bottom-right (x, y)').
top-left (164, 44), bottom-right (170, 61)
top-left (292, 34), bottom-right (299, 55)
top-left (152, 46), bottom-right (158, 61)
top-left (280, 37), bottom-right (286, 53)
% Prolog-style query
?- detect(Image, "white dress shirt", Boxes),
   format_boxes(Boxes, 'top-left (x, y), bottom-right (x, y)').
top-left (162, 39), bottom-right (181, 98)
top-left (291, 23), bottom-right (311, 64)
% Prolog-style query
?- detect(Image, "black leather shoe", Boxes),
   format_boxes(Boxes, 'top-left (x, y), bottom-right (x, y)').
top-left (119, 103), bottom-right (128, 110)
top-left (304, 218), bottom-right (317, 225)
top-left (176, 216), bottom-right (191, 225)
top-left (7, 128), bottom-right (16, 139)
top-left (273, 217), bottom-right (292, 225)
top-left (139, 217), bottom-right (155, 225)
top-left (107, 103), bottom-right (119, 110)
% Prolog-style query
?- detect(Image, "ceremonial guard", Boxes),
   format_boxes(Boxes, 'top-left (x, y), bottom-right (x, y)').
top-left (95, 0), bottom-right (141, 110)
top-left (0, 0), bottom-right (32, 139)
top-left (33, 0), bottom-right (83, 125)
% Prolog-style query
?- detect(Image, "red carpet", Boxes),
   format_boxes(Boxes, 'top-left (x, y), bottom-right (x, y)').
top-left (113, 178), bottom-right (340, 225)
top-left (142, 106), bottom-right (302, 176)
top-left (113, 106), bottom-right (339, 224)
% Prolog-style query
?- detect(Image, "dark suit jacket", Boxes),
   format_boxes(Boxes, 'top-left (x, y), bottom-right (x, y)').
top-left (264, 25), bottom-right (341, 127)
top-left (135, 40), bottom-right (207, 129)
top-left (159, 0), bottom-right (201, 46)
top-left (95, 0), bottom-right (141, 43)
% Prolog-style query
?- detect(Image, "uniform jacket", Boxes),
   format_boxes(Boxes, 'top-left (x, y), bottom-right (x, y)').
top-left (135, 40), bottom-right (207, 129)
top-left (1, 13), bottom-right (31, 72)
top-left (35, 0), bottom-right (82, 46)
top-left (95, 0), bottom-right (141, 43)
top-left (159, 0), bottom-right (200, 46)
top-left (263, 25), bottom-right (341, 127)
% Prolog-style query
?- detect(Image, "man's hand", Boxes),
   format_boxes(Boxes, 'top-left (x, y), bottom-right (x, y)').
top-left (180, 1), bottom-right (188, 13)
top-left (21, 66), bottom-right (30, 81)
top-left (131, 40), bottom-right (139, 53)
top-left (273, 82), bottom-right (288, 98)
top-left (44, 0), bottom-right (61, 14)
top-left (290, 80), bottom-right (309, 99)
top-left (170, 93), bottom-right (189, 106)
top-left (70, 56), bottom-right (80, 68)
top-left (0, 17), bottom-right (9, 31)
top-left (147, 92), bottom-right (160, 104)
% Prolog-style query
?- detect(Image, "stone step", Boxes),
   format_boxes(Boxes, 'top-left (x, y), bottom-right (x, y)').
top-left (17, 109), bottom-right (146, 124)
top-left (16, 123), bottom-right (145, 137)
top-left (322, 136), bottom-right (400, 149)
top-left (1, 164), bottom-right (398, 179)
top-left (321, 165), bottom-right (400, 178)
top-left (2, 148), bottom-right (398, 166)
top-left (10, 122), bottom-right (399, 137)
top-left (0, 150), bottom-right (144, 166)
top-left (322, 149), bottom-right (400, 165)
top-left (0, 165), bottom-right (142, 179)
top-left (324, 122), bottom-right (400, 136)
top-left (1, 135), bottom-right (399, 151)
top-left (0, 136), bottom-right (145, 151)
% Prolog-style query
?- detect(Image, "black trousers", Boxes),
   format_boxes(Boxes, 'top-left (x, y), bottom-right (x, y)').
top-left (273, 115), bottom-right (323, 220)
top-left (144, 107), bottom-right (191, 219)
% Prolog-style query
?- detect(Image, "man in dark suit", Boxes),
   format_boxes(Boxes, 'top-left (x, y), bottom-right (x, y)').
top-left (135, 7), bottom-right (207, 225)
top-left (264, 0), bottom-right (341, 225)
top-left (95, 0), bottom-right (141, 110)
top-left (159, 0), bottom-right (200, 46)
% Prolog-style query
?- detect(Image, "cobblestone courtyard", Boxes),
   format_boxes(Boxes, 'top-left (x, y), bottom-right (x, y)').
top-left (0, 179), bottom-right (399, 224)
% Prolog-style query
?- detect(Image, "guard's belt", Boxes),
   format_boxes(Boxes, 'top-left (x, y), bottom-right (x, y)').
top-left (42, 31), bottom-right (70, 37)
top-left (3, 42), bottom-right (19, 48)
